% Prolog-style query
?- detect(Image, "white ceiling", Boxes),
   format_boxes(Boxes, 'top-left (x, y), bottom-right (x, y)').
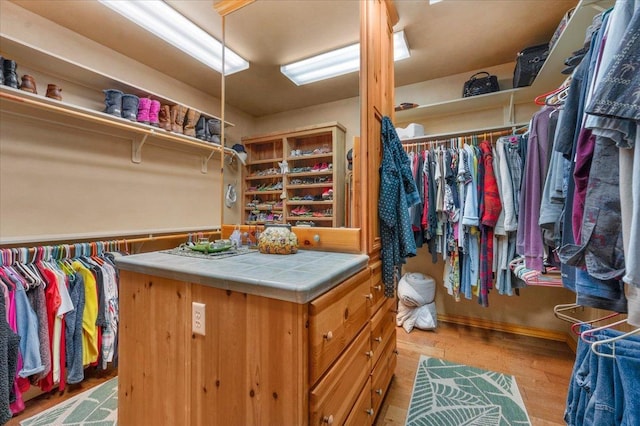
top-left (9, 0), bottom-right (578, 117)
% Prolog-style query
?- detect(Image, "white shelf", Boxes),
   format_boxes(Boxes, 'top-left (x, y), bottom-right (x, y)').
top-left (0, 34), bottom-right (234, 128)
top-left (0, 86), bottom-right (239, 173)
top-left (395, 0), bottom-right (613, 125)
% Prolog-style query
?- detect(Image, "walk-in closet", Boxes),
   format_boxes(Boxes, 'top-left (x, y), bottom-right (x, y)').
top-left (1, 0), bottom-right (638, 425)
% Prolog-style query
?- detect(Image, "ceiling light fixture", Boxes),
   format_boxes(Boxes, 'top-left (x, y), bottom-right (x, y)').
top-left (98, 0), bottom-right (249, 75)
top-left (280, 30), bottom-right (411, 86)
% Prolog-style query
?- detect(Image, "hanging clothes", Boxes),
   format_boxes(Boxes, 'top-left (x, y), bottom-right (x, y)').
top-left (379, 116), bottom-right (421, 297)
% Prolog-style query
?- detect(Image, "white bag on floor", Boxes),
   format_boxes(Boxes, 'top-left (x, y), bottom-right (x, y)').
top-left (396, 272), bottom-right (437, 333)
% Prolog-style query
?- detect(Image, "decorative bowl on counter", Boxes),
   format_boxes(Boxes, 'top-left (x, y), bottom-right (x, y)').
top-left (186, 239), bottom-right (233, 254)
top-left (258, 224), bottom-right (298, 255)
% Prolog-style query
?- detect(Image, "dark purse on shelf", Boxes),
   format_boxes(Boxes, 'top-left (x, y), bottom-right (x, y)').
top-left (513, 43), bottom-right (549, 88)
top-left (462, 71), bottom-right (500, 98)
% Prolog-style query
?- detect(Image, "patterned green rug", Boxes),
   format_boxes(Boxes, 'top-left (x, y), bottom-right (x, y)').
top-left (406, 356), bottom-right (531, 426)
top-left (20, 377), bottom-right (118, 426)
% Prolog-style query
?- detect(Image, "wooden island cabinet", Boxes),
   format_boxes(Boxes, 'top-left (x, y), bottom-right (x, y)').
top-left (115, 249), bottom-right (396, 425)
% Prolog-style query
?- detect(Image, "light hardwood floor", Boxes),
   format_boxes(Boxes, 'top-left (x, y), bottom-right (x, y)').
top-left (8, 322), bottom-right (575, 425)
top-left (375, 322), bottom-right (576, 426)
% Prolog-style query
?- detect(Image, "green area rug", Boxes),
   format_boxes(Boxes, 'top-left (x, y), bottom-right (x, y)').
top-left (20, 377), bottom-right (118, 426)
top-left (406, 356), bottom-right (530, 426)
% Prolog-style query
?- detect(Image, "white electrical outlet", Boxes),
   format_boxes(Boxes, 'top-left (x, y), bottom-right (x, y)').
top-left (192, 302), bottom-right (206, 335)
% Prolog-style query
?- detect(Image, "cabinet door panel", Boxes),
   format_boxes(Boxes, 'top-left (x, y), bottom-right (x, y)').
top-left (118, 272), bottom-right (191, 426)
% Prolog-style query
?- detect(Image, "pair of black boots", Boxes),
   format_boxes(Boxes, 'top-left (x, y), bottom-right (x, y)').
top-left (103, 89), bottom-right (140, 121)
top-left (195, 116), bottom-right (222, 144)
top-left (0, 56), bottom-right (19, 89)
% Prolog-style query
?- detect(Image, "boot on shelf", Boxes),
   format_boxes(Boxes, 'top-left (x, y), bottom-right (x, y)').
top-left (183, 109), bottom-right (200, 137)
top-left (137, 97), bottom-right (151, 124)
top-left (3, 59), bottom-right (19, 89)
top-left (121, 94), bottom-right (140, 121)
top-left (46, 84), bottom-right (62, 101)
top-left (159, 104), bottom-right (171, 130)
top-left (207, 118), bottom-right (221, 136)
top-left (19, 75), bottom-right (37, 94)
top-left (195, 115), bottom-right (209, 140)
top-left (148, 100), bottom-right (161, 127)
top-left (170, 104), bottom-right (187, 134)
top-left (103, 89), bottom-right (123, 117)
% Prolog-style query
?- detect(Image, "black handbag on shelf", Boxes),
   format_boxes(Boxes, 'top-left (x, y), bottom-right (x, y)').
top-left (462, 72), bottom-right (500, 98)
top-left (513, 43), bottom-right (549, 88)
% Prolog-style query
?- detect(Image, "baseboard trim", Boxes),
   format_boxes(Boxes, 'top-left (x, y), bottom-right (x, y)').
top-left (437, 313), bottom-right (569, 342)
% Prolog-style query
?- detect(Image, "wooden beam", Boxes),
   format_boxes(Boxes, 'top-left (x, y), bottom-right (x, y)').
top-left (213, 0), bottom-right (255, 17)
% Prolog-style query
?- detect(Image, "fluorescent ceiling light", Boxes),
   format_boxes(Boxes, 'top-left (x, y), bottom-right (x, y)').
top-left (429, 0), bottom-right (444, 4)
top-left (281, 30), bottom-right (411, 86)
top-left (98, 0), bottom-right (249, 75)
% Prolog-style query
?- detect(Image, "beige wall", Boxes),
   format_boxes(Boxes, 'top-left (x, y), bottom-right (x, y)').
top-left (0, 2), bottom-right (255, 242)
top-left (394, 63), bottom-right (539, 134)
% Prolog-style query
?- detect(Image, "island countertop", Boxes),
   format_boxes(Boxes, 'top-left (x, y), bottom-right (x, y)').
top-left (114, 249), bottom-right (369, 304)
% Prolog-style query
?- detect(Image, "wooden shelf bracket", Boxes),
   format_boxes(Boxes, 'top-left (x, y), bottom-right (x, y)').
top-left (201, 148), bottom-right (219, 174)
top-left (131, 133), bottom-right (149, 164)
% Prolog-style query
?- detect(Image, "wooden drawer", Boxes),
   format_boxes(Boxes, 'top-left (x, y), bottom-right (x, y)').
top-left (309, 268), bottom-right (371, 384)
top-left (344, 377), bottom-right (373, 426)
top-left (310, 324), bottom-right (372, 426)
top-left (371, 330), bottom-right (397, 417)
top-left (369, 260), bottom-right (386, 314)
top-left (370, 297), bottom-right (396, 367)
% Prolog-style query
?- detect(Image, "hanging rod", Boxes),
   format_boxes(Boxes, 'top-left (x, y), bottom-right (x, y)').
top-left (401, 126), bottom-right (528, 149)
top-left (400, 123), bottom-right (529, 144)
top-left (0, 226), bottom-right (221, 247)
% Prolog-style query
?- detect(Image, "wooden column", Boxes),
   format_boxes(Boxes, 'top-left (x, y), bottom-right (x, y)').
top-left (359, 0), bottom-right (398, 259)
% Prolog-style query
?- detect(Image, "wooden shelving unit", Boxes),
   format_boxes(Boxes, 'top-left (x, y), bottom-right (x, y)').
top-left (241, 122), bottom-right (346, 227)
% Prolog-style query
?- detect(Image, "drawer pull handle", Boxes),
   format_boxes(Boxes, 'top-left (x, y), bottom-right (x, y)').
top-left (366, 408), bottom-right (374, 416)
top-left (376, 388), bottom-right (383, 395)
top-left (365, 350), bottom-right (373, 358)
top-left (323, 331), bottom-right (333, 341)
top-left (374, 284), bottom-right (382, 291)
top-left (374, 336), bottom-right (382, 343)
top-left (313, 234), bottom-right (321, 243)
top-left (323, 415), bottom-right (334, 424)
top-left (365, 293), bottom-right (374, 300)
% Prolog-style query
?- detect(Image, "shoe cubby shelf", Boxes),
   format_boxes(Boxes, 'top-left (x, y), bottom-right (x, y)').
top-left (394, 0), bottom-right (613, 126)
top-left (0, 85), bottom-right (239, 174)
top-left (241, 122), bottom-right (346, 228)
top-left (0, 35), bottom-right (239, 174)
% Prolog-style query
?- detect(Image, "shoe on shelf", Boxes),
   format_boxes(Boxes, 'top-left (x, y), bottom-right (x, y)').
top-left (312, 163), bottom-right (322, 172)
top-left (322, 188), bottom-right (333, 200)
top-left (319, 162), bottom-right (332, 172)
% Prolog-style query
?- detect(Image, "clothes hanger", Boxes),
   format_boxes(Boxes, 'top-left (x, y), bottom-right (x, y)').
top-left (570, 311), bottom-right (620, 335)
top-left (591, 325), bottom-right (640, 358)
top-left (553, 302), bottom-right (584, 323)
top-left (579, 318), bottom-right (630, 343)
